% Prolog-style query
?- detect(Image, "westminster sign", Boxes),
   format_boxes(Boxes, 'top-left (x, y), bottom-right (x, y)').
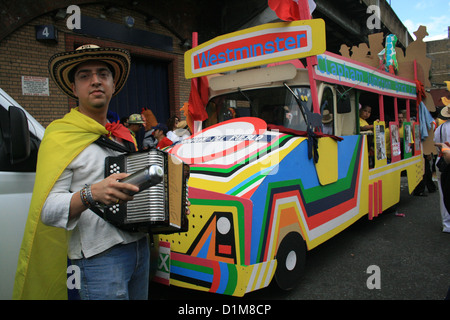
top-left (184, 19), bottom-right (326, 79)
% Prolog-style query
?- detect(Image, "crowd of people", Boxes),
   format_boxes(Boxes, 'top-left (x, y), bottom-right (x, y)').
top-left (118, 113), bottom-right (191, 151)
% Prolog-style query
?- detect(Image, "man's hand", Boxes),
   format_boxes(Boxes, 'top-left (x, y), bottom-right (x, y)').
top-left (91, 173), bottom-right (139, 206)
top-left (435, 142), bottom-right (450, 164)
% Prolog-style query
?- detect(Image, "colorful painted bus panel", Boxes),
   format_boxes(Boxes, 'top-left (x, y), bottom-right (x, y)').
top-left (151, 22), bottom-right (423, 296)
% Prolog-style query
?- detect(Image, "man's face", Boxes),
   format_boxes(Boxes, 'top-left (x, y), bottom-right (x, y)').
top-left (153, 129), bottom-right (162, 139)
top-left (71, 60), bottom-right (115, 112)
top-left (129, 123), bottom-right (142, 134)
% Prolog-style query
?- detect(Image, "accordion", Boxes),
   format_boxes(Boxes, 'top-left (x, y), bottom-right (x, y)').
top-left (103, 148), bottom-right (189, 234)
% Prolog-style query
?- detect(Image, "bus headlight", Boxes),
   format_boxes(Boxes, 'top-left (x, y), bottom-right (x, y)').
top-left (217, 216), bottom-right (231, 235)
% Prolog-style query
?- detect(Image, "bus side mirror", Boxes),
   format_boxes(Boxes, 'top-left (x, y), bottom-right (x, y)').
top-left (7, 106), bottom-right (30, 164)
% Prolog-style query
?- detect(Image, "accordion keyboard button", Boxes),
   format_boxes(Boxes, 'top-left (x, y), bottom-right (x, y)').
top-left (108, 204), bottom-right (120, 214)
top-left (109, 164), bottom-right (121, 174)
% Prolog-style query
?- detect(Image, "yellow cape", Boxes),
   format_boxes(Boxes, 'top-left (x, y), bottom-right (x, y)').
top-left (13, 108), bottom-right (109, 300)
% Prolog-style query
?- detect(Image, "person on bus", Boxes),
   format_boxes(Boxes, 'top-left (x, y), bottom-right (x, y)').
top-left (322, 110), bottom-right (333, 135)
top-left (359, 104), bottom-right (377, 167)
top-left (398, 110), bottom-right (405, 138)
top-left (359, 105), bottom-right (374, 131)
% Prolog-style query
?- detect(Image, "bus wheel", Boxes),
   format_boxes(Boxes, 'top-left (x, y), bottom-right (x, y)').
top-left (274, 232), bottom-right (306, 291)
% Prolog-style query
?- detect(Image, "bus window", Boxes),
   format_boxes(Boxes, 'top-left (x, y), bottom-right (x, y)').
top-left (282, 87), bottom-right (312, 130)
top-left (319, 85), bottom-right (335, 135)
top-left (204, 86), bottom-right (312, 131)
top-left (358, 91), bottom-right (379, 168)
top-left (335, 89), bottom-right (357, 136)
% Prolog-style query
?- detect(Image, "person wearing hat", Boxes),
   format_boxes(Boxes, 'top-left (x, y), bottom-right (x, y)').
top-left (127, 113), bottom-right (145, 148)
top-left (434, 103), bottom-right (450, 234)
top-left (153, 123), bottom-right (173, 149)
top-left (128, 113), bottom-right (144, 130)
top-left (321, 110), bottom-right (333, 135)
top-left (14, 45), bottom-right (150, 300)
top-left (173, 120), bottom-right (192, 141)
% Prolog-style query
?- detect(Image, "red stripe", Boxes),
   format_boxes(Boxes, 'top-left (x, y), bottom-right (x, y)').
top-left (378, 180), bottom-right (383, 214)
top-left (209, 261), bottom-right (221, 293)
top-left (306, 197), bottom-right (357, 229)
top-left (374, 181), bottom-right (379, 217)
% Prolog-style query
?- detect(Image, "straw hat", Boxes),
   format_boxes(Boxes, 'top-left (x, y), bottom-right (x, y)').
top-left (440, 105), bottom-right (450, 119)
top-left (322, 110), bottom-right (333, 124)
top-left (441, 81), bottom-right (450, 106)
top-left (174, 120), bottom-right (190, 137)
top-left (176, 120), bottom-right (188, 129)
top-left (48, 44), bottom-right (131, 99)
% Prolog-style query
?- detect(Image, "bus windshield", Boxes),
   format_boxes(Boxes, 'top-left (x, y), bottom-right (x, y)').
top-left (204, 86), bottom-right (312, 131)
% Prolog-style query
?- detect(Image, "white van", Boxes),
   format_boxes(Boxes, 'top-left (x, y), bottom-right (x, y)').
top-left (0, 88), bottom-right (45, 299)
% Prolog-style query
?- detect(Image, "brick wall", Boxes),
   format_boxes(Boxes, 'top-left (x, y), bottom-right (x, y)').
top-left (427, 28), bottom-right (450, 88)
top-left (0, 4), bottom-right (190, 127)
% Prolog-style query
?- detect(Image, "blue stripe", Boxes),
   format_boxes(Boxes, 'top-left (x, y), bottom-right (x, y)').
top-left (197, 233), bottom-right (212, 259)
top-left (215, 262), bottom-right (229, 294)
top-left (170, 265), bottom-right (213, 283)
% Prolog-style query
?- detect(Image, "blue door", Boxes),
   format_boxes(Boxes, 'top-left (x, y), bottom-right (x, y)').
top-left (109, 56), bottom-right (170, 125)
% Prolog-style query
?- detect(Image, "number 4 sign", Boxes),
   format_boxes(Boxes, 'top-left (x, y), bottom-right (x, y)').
top-left (35, 25), bottom-right (58, 42)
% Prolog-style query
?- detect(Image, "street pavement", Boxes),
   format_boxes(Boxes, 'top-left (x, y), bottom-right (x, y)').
top-left (150, 178), bottom-right (449, 300)
top-left (246, 178), bottom-right (449, 300)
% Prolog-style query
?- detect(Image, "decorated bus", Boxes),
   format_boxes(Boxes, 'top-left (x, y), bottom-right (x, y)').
top-left (151, 16), bottom-right (432, 296)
